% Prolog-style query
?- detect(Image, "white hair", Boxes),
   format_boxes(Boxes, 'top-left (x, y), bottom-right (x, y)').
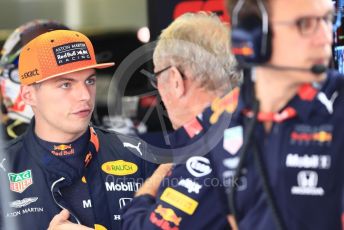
top-left (153, 12), bottom-right (242, 94)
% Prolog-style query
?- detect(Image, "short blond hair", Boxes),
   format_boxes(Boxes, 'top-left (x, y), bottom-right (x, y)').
top-left (153, 12), bottom-right (241, 94)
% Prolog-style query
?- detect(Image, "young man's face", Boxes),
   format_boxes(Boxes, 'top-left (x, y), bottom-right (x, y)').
top-left (29, 68), bottom-right (96, 140)
top-left (269, 0), bottom-right (334, 82)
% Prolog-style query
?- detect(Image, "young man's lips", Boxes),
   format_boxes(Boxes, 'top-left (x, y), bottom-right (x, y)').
top-left (73, 109), bottom-right (91, 118)
top-left (312, 57), bottom-right (329, 65)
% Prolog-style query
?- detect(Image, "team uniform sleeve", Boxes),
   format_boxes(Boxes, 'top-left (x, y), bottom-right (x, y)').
top-left (121, 194), bottom-right (157, 230)
top-left (121, 158), bottom-right (230, 230)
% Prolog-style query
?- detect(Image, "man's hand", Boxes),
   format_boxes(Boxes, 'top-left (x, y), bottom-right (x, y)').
top-left (48, 209), bottom-right (93, 230)
top-left (135, 163), bottom-right (173, 197)
top-left (227, 214), bottom-right (238, 230)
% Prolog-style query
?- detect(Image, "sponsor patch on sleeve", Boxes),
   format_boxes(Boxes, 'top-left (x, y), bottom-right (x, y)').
top-left (160, 187), bottom-right (198, 215)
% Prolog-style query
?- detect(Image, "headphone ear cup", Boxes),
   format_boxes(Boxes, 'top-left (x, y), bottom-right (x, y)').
top-left (231, 14), bottom-right (272, 66)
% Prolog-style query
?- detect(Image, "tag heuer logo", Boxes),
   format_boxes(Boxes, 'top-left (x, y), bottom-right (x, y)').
top-left (8, 170), bottom-right (33, 193)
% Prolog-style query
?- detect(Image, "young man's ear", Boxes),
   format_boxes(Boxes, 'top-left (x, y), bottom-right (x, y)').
top-left (170, 66), bottom-right (185, 98)
top-left (21, 85), bottom-right (37, 106)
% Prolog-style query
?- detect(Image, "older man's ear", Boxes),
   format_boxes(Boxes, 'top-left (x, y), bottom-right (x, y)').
top-left (169, 66), bottom-right (186, 98)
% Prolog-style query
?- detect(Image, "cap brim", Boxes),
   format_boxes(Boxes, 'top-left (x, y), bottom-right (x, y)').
top-left (35, 62), bottom-right (115, 84)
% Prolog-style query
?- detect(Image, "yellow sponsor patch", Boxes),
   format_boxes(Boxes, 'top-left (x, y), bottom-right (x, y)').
top-left (160, 187), bottom-right (198, 215)
top-left (101, 160), bottom-right (138, 176)
top-left (94, 224), bottom-right (107, 230)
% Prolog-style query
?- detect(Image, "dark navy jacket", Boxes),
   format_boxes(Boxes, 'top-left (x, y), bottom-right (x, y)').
top-left (0, 120), bottom-right (157, 230)
top-left (121, 100), bottom-right (232, 230)
top-left (121, 153), bottom-right (230, 229)
top-left (122, 70), bottom-right (344, 230)
top-left (209, 70), bottom-right (344, 230)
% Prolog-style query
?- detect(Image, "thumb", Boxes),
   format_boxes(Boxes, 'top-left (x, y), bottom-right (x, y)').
top-left (59, 209), bottom-right (70, 220)
top-left (48, 209), bottom-right (70, 230)
top-left (155, 163), bottom-right (173, 176)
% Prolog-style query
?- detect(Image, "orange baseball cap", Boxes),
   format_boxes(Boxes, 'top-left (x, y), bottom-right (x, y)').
top-left (18, 30), bottom-right (114, 85)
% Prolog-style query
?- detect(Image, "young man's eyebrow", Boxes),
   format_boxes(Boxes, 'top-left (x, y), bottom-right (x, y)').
top-left (54, 73), bottom-right (96, 83)
top-left (55, 78), bottom-right (75, 82)
top-left (87, 74), bottom-right (96, 79)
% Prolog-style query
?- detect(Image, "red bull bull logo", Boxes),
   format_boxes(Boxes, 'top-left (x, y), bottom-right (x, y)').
top-left (155, 205), bottom-right (182, 226)
top-left (54, 144), bottom-right (72, 151)
top-left (313, 131), bottom-right (332, 142)
top-left (51, 144), bottom-right (74, 156)
top-left (149, 205), bottom-right (181, 230)
top-left (210, 87), bottom-right (239, 124)
top-left (232, 46), bottom-right (254, 56)
top-left (291, 130), bottom-right (332, 145)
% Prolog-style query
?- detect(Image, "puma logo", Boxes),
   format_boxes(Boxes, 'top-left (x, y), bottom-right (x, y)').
top-left (317, 91), bottom-right (338, 114)
top-left (0, 158), bottom-right (6, 172)
top-left (123, 142), bottom-right (143, 156)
